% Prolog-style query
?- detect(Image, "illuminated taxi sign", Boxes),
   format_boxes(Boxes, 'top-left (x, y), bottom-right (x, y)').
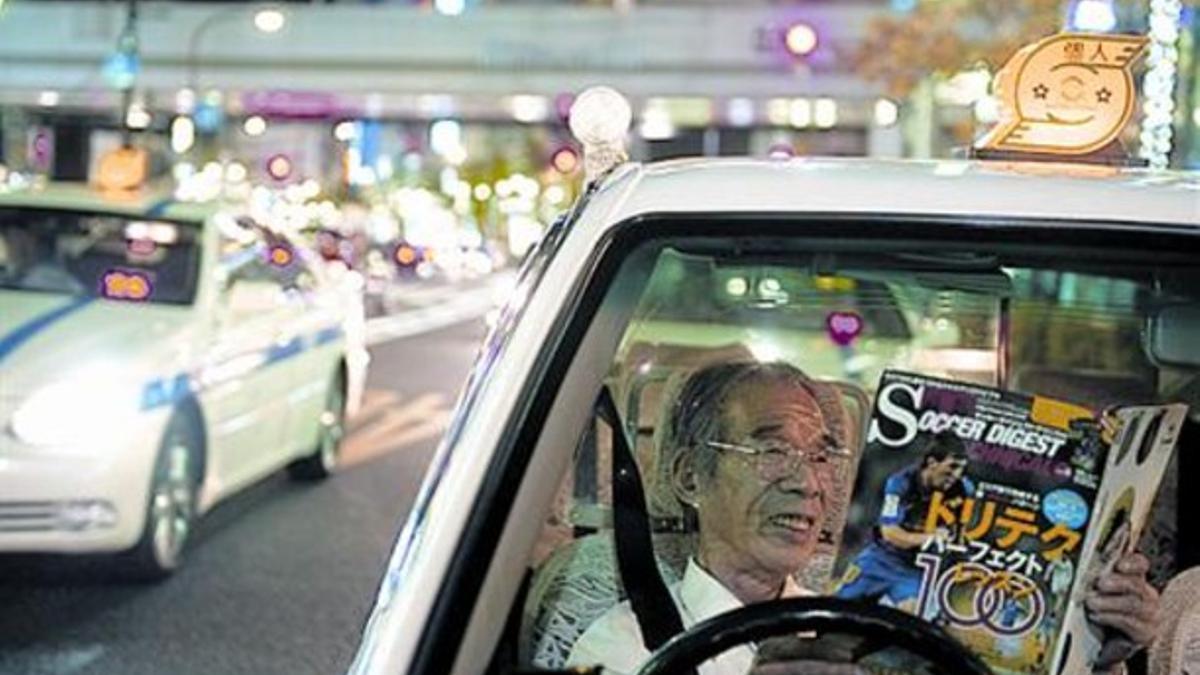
top-left (976, 33), bottom-right (1148, 157)
top-left (102, 269), bottom-right (153, 301)
top-left (95, 147), bottom-right (149, 192)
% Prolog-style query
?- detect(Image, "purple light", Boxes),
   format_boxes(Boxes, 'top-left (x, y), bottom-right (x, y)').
top-left (767, 142), bottom-right (795, 159)
top-left (266, 154), bottom-right (293, 181)
top-left (554, 93), bottom-right (575, 122)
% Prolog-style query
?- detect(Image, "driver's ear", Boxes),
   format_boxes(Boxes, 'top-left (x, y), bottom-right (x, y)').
top-left (670, 447), bottom-right (702, 507)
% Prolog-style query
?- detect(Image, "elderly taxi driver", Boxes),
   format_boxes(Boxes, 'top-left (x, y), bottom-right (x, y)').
top-left (565, 362), bottom-right (1162, 675)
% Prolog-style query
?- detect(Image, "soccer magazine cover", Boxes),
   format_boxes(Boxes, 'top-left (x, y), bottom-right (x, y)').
top-left (831, 370), bottom-right (1187, 675)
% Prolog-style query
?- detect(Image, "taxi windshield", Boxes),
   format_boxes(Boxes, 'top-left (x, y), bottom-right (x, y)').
top-left (0, 207), bottom-right (201, 305)
top-left (522, 232), bottom-right (1199, 674)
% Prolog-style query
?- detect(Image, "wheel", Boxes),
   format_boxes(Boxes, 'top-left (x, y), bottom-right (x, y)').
top-left (122, 409), bottom-right (201, 581)
top-left (635, 597), bottom-right (993, 675)
top-left (287, 372), bottom-right (346, 481)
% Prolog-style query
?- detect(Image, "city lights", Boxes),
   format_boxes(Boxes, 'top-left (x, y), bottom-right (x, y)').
top-left (333, 120), bottom-right (358, 142)
top-left (242, 115), bottom-right (268, 137)
top-left (508, 95), bottom-right (549, 124)
top-left (974, 96), bottom-right (1001, 124)
top-left (727, 98), bottom-right (755, 127)
top-left (225, 162), bottom-right (249, 183)
top-left (814, 98), bottom-right (838, 129)
top-left (1139, 0), bottom-right (1183, 169)
top-left (639, 103), bottom-right (676, 141)
top-left (253, 8), bottom-right (286, 34)
top-left (788, 98), bottom-right (811, 129)
top-left (543, 185), bottom-right (566, 206)
top-left (874, 99), bottom-right (899, 128)
top-left (175, 88), bottom-right (196, 114)
top-left (1070, 0), bottom-right (1118, 32)
top-left (125, 102), bottom-right (152, 130)
top-left (784, 22), bottom-right (819, 58)
top-left (766, 99), bottom-right (790, 126)
top-left (266, 154), bottom-right (293, 181)
top-left (170, 116), bottom-right (196, 154)
top-left (550, 147), bottom-right (579, 174)
top-left (435, 0), bottom-right (465, 16)
top-left (430, 119), bottom-right (464, 160)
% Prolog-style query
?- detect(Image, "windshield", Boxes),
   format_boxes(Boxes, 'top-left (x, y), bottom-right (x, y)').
top-left (520, 232), bottom-right (1199, 674)
top-left (0, 207), bottom-right (202, 305)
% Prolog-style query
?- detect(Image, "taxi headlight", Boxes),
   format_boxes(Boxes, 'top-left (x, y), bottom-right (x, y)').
top-left (11, 379), bottom-right (141, 447)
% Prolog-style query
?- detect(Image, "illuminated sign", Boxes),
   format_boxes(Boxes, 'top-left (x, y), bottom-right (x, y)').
top-left (550, 146), bottom-right (579, 174)
top-left (96, 147), bottom-right (149, 192)
top-left (976, 33), bottom-right (1148, 156)
top-left (102, 269), bottom-right (152, 301)
top-left (394, 245), bottom-right (417, 266)
top-left (268, 244), bottom-right (294, 268)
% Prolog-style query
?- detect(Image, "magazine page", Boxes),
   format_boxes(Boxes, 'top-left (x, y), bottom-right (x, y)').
top-left (1052, 403), bottom-right (1188, 674)
top-left (830, 370), bottom-right (1186, 675)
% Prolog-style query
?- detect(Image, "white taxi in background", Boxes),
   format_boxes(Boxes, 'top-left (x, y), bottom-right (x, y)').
top-left (0, 183), bottom-right (367, 578)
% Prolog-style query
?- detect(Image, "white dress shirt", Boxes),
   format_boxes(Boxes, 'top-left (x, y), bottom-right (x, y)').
top-left (566, 558), bottom-right (810, 675)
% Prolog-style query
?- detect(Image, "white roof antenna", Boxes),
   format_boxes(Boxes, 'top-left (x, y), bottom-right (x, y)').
top-left (569, 86), bottom-right (632, 183)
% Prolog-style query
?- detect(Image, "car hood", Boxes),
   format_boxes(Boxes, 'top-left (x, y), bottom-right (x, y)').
top-left (0, 290), bottom-right (197, 398)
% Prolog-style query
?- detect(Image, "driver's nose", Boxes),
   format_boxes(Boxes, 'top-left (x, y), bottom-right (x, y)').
top-left (777, 460), bottom-right (824, 503)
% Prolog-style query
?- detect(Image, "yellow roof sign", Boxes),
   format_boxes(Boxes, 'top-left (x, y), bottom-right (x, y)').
top-left (976, 33), bottom-right (1148, 157)
top-left (95, 146), bottom-right (149, 194)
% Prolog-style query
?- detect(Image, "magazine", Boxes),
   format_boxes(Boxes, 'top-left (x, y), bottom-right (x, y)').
top-left (831, 370), bottom-right (1188, 675)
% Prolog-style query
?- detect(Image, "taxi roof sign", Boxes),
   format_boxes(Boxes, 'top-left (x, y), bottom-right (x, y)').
top-left (95, 146), bottom-right (149, 194)
top-left (975, 33), bottom-right (1148, 161)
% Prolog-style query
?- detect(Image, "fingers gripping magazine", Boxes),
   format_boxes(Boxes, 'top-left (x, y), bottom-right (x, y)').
top-left (831, 370), bottom-right (1187, 675)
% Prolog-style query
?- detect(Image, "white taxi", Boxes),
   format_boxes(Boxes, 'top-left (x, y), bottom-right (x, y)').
top-left (348, 83), bottom-right (1200, 675)
top-left (0, 183), bottom-right (368, 578)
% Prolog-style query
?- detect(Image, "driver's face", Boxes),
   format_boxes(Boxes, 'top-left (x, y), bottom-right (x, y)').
top-left (694, 378), bottom-right (834, 581)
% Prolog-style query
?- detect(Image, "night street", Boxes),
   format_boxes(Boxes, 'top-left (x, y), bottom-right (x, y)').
top-left (0, 315), bottom-right (488, 675)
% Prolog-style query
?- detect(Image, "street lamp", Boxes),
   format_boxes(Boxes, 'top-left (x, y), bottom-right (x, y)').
top-left (784, 22), bottom-right (819, 59)
top-left (187, 7), bottom-right (287, 93)
top-left (253, 8), bottom-right (286, 34)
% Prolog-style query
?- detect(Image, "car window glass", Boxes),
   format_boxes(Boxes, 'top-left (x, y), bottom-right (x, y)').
top-left (0, 208), bottom-right (201, 304)
top-left (517, 234), bottom-right (1199, 673)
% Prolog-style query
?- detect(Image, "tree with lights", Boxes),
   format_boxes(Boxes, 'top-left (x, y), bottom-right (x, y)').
top-left (852, 0), bottom-right (1198, 165)
top-left (850, 0), bottom-right (1066, 99)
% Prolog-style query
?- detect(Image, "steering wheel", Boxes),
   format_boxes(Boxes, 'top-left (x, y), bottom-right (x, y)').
top-left (634, 597), bottom-right (993, 675)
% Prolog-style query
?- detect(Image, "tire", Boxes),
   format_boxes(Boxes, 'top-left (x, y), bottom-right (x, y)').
top-left (287, 372), bottom-right (346, 481)
top-left (121, 409), bottom-right (202, 581)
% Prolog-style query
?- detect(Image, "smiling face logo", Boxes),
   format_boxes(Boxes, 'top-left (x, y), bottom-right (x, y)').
top-left (976, 33), bottom-right (1148, 156)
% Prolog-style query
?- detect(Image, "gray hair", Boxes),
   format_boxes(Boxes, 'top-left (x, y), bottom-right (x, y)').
top-left (666, 361), bottom-right (836, 482)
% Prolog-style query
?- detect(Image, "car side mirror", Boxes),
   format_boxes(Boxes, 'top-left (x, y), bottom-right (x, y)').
top-left (1146, 305), bottom-right (1200, 368)
top-left (225, 279), bottom-right (284, 317)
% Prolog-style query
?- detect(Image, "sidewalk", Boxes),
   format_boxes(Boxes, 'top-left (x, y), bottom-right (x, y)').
top-left (363, 271), bottom-right (516, 347)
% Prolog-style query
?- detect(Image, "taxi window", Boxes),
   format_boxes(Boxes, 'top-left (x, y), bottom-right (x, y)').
top-left (517, 233), bottom-right (1200, 672)
top-left (0, 208), bottom-right (201, 304)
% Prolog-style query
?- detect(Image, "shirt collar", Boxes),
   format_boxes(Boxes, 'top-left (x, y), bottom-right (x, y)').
top-left (678, 557), bottom-right (811, 626)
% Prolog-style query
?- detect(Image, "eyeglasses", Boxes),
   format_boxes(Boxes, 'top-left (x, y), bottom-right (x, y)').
top-left (706, 436), bottom-right (851, 480)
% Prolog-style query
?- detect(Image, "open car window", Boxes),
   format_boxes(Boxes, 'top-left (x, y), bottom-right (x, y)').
top-left (511, 228), bottom-right (1200, 674)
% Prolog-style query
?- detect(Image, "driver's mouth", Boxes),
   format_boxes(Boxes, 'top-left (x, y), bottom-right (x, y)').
top-left (767, 513), bottom-right (817, 535)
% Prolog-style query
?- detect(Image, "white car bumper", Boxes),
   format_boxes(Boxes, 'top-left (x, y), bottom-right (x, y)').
top-left (0, 411), bottom-right (168, 554)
